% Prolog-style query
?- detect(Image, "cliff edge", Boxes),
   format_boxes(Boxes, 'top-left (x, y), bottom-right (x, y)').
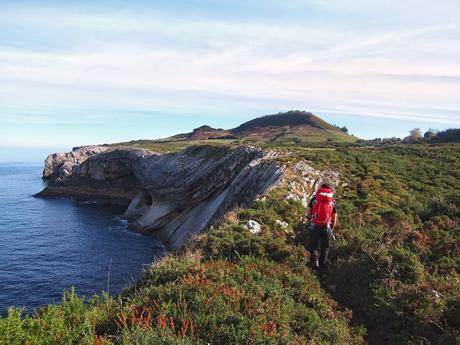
top-left (37, 145), bottom-right (286, 250)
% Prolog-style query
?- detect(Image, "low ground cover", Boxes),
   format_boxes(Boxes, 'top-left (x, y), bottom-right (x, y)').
top-left (1, 143), bottom-right (458, 344)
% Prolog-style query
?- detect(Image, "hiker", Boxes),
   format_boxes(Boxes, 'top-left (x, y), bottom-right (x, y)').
top-left (305, 183), bottom-right (337, 271)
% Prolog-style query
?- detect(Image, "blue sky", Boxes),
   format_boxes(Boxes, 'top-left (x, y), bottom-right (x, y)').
top-left (1, 0), bottom-right (460, 160)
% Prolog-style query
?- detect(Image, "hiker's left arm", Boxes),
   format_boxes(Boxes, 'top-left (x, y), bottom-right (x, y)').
top-left (304, 196), bottom-right (315, 222)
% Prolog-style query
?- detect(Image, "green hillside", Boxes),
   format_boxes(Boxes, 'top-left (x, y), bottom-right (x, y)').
top-left (230, 111), bottom-right (356, 146)
top-left (1, 136), bottom-right (459, 343)
top-left (231, 111), bottom-right (332, 133)
top-left (296, 143), bottom-right (460, 344)
top-left (113, 111), bottom-right (356, 152)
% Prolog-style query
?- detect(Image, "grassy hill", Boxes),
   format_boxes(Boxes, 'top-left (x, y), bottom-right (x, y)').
top-left (1, 119), bottom-right (459, 344)
top-left (114, 111), bottom-right (357, 153)
top-left (230, 110), bottom-right (354, 145)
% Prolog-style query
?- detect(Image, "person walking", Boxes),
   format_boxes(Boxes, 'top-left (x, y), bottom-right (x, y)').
top-left (305, 183), bottom-right (337, 271)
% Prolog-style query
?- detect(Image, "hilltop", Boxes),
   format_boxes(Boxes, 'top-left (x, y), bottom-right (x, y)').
top-left (230, 110), bottom-right (351, 143)
top-left (182, 110), bottom-right (355, 144)
top-left (118, 111), bottom-right (356, 152)
top-left (171, 125), bottom-right (229, 141)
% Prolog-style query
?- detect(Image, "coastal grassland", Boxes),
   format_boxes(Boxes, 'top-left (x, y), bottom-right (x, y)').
top-left (109, 139), bottom-right (237, 154)
top-left (1, 143), bottom-right (458, 344)
top-left (0, 189), bottom-right (365, 345)
top-left (111, 111), bottom-right (358, 152)
top-left (113, 133), bottom-right (356, 154)
top-left (293, 143), bottom-right (460, 344)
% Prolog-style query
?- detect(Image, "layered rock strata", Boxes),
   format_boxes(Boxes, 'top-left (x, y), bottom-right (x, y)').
top-left (37, 145), bottom-right (284, 250)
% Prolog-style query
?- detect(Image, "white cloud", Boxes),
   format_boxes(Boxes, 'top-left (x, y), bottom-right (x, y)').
top-left (0, 2), bottom-right (459, 145)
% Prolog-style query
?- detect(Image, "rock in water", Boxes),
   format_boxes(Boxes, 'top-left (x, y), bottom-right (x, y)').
top-left (37, 145), bottom-right (284, 250)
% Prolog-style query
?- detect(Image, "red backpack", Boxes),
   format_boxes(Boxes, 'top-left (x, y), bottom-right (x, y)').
top-left (311, 187), bottom-right (334, 226)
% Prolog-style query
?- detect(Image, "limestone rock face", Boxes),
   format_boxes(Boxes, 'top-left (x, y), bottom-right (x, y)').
top-left (38, 146), bottom-right (154, 205)
top-left (43, 146), bottom-right (108, 180)
top-left (277, 160), bottom-right (339, 207)
top-left (37, 145), bottom-right (284, 250)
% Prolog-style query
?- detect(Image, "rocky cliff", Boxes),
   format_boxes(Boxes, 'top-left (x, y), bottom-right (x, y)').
top-left (42, 145), bottom-right (108, 180)
top-left (37, 145), bottom-right (286, 250)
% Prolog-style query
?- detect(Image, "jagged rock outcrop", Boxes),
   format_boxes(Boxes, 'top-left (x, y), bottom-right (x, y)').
top-left (38, 146), bottom-right (154, 205)
top-left (42, 145), bottom-right (108, 180)
top-left (276, 160), bottom-right (339, 207)
top-left (37, 145), bottom-right (284, 250)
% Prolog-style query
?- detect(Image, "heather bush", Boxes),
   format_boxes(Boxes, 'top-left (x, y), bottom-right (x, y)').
top-left (298, 144), bottom-right (460, 344)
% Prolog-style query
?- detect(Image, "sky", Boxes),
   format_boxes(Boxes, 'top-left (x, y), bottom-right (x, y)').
top-left (1, 0), bottom-right (460, 161)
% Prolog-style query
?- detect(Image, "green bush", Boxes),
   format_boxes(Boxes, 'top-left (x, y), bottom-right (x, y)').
top-left (0, 289), bottom-right (115, 345)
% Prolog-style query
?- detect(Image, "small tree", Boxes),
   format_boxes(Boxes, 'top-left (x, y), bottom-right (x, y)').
top-left (423, 130), bottom-right (438, 140)
top-left (406, 128), bottom-right (422, 141)
top-left (332, 124), bottom-right (349, 133)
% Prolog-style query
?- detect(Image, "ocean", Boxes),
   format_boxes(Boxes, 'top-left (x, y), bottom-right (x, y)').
top-left (0, 162), bottom-right (164, 314)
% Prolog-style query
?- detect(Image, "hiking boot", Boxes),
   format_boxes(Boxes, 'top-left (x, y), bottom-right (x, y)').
top-left (310, 260), bottom-right (320, 273)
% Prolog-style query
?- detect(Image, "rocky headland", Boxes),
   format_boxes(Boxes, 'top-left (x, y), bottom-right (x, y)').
top-left (37, 145), bottom-right (284, 249)
top-left (37, 144), bottom-right (338, 250)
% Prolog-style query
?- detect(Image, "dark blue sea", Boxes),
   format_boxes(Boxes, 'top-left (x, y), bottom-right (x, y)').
top-left (0, 163), bottom-right (164, 314)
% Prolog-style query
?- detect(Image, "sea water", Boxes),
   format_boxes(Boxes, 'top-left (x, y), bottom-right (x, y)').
top-left (0, 163), bottom-right (164, 314)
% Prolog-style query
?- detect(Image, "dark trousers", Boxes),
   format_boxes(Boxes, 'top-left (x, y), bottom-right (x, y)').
top-left (309, 224), bottom-right (330, 266)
